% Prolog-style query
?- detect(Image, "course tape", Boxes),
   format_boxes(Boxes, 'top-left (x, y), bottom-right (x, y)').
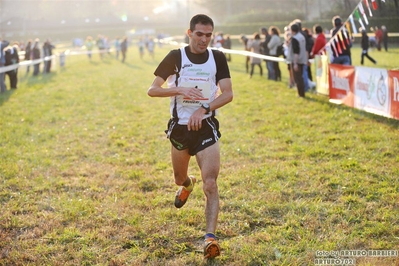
top-left (0, 48), bottom-right (110, 74)
top-left (0, 38), bottom-right (309, 74)
top-left (160, 38), bottom-right (288, 63)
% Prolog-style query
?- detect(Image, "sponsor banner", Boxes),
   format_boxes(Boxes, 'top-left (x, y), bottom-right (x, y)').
top-left (328, 64), bottom-right (355, 107)
top-left (389, 70), bottom-right (399, 120)
top-left (354, 67), bottom-right (390, 117)
top-left (315, 55), bottom-right (329, 95)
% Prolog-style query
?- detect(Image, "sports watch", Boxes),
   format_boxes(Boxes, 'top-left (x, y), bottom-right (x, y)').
top-left (201, 103), bottom-right (210, 114)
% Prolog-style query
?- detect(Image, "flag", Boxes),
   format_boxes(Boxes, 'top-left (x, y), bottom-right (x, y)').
top-left (349, 15), bottom-right (358, 34)
top-left (358, 2), bottom-right (369, 25)
top-left (338, 31), bottom-right (347, 50)
top-left (371, 0), bottom-right (378, 9)
top-left (330, 41), bottom-right (338, 57)
top-left (335, 35), bottom-right (342, 54)
top-left (354, 9), bottom-right (366, 30)
top-left (364, 0), bottom-right (373, 16)
top-left (343, 26), bottom-right (351, 45)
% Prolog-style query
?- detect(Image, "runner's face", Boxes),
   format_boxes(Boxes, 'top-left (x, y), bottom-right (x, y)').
top-left (189, 24), bottom-right (213, 54)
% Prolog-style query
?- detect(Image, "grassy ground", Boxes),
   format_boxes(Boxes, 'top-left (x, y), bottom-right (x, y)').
top-left (1, 44), bottom-right (399, 266)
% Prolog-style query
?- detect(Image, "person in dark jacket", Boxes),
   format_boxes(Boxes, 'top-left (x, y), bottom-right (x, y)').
top-left (381, 25), bottom-right (388, 52)
top-left (330, 16), bottom-right (352, 65)
top-left (120, 36), bottom-right (128, 63)
top-left (360, 28), bottom-right (376, 65)
top-left (32, 39), bottom-right (41, 76)
top-left (43, 39), bottom-right (55, 73)
top-left (0, 38), bottom-right (10, 93)
top-left (4, 43), bottom-right (20, 89)
top-left (261, 27), bottom-right (274, 80)
top-left (25, 40), bottom-right (32, 74)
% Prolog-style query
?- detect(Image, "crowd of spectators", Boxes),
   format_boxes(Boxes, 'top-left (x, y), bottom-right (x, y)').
top-left (0, 37), bottom-right (56, 92)
top-left (0, 19), bottom-right (391, 95)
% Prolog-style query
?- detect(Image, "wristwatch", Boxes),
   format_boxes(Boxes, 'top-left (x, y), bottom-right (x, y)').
top-left (201, 103), bottom-right (210, 114)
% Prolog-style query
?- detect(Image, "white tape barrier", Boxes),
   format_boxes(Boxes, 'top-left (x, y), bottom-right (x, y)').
top-left (0, 39), bottom-right (309, 74)
top-left (160, 38), bottom-right (288, 63)
top-left (0, 48), bottom-right (113, 74)
top-left (0, 55), bottom-right (56, 74)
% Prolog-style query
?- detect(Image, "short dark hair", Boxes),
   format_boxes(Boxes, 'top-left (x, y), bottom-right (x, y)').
top-left (290, 23), bottom-right (299, 33)
top-left (314, 25), bottom-right (323, 34)
top-left (293, 19), bottom-right (302, 29)
top-left (332, 15), bottom-right (342, 27)
top-left (190, 14), bottom-right (214, 31)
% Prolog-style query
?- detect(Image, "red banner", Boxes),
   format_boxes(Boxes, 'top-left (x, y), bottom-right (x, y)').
top-left (328, 64), bottom-right (355, 107)
top-left (389, 70), bottom-right (399, 120)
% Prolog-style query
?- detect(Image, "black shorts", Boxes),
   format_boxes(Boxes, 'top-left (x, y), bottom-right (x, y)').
top-left (165, 117), bottom-right (221, 156)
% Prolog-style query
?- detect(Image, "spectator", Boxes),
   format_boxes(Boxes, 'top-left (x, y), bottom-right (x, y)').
top-left (4, 43), bottom-right (20, 89)
top-left (248, 33), bottom-right (263, 78)
top-left (138, 37), bottom-right (145, 59)
top-left (267, 26), bottom-right (282, 81)
top-left (223, 34), bottom-right (232, 62)
top-left (303, 28), bottom-right (314, 84)
top-left (120, 36), bottom-right (128, 63)
top-left (114, 37), bottom-right (121, 59)
top-left (240, 34), bottom-right (250, 73)
top-left (0, 38), bottom-right (10, 93)
top-left (360, 28), bottom-right (377, 65)
top-left (374, 26), bottom-right (383, 51)
top-left (25, 40), bottom-right (32, 74)
top-left (104, 36), bottom-right (111, 55)
top-left (289, 23), bottom-right (307, 98)
top-left (330, 15), bottom-right (352, 65)
top-left (147, 38), bottom-right (155, 60)
top-left (311, 25), bottom-right (326, 57)
top-left (381, 25), bottom-right (388, 52)
top-left (43, 39), bottom-right (55, 73)
top-left (369, 27), bottom-right (377, 48)
top-left (292, 19), bottom-right (310, 92)
top-left (96, 35), bottom-right (105, 59)
top-left (213, 32), bottom-right (223, 48)
top-left (261, 27), bottom-right (274, 80)
top-left (85, 36), bottom-right (94, 60)
top-left (32, 39), bottom-right (41, 76)
top-left (283, 27), bottom-right (295, 88)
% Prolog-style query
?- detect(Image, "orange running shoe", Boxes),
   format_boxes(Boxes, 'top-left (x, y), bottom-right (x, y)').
top-left (204, 238), bottom-right (221, 258)
top-left (174, 176), bottom-right (196, 208)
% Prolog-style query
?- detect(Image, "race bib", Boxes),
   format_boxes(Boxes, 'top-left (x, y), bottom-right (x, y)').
top-left (178, 77), bottom-right (211, 106)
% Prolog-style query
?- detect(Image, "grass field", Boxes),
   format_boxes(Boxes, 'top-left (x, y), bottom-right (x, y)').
top-left (1, 44), bottom-right (399, 266)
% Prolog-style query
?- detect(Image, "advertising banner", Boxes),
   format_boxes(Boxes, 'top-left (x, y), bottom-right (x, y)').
top-left (388, 70), bottom-right (399, 120)
top-left (315, 55), bottom-right (329, 95)
top-left (354, 67), bottom-right (389, 117)
top-left (328, 64), bottom-right (355, 107)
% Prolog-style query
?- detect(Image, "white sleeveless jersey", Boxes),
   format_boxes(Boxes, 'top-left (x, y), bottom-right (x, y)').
top-left (167, 47), bottom-right (218, 125)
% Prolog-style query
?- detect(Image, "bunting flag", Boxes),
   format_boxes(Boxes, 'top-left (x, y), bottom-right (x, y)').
top-left (371, 0), bottom-right (378, 9)
top-left (338, 31), bottom-right (347, 50)
top-left (324, 0), bottom-right (387, 62)
top-left (354, 9), bottom-right (366, 30)
top-left (358, 2), bottom-right (369, 25)
top-left (349, 15), bottom-right (358, 34)
top-left (335, 35), bottom-right (343, 54)
top-left (330, 41), bottom-right (338, 57)
top-left (342, 27), bottom-right (351, 45)
top-left (345, 22), bottom-right (352, 37)
top-left (364, 0), bottom-right (373, 16)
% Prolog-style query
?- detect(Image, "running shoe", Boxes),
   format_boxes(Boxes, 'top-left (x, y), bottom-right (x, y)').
top-left (204, 237), bottom-right (221, 258)
top-left (174, 176), bottom-right (196, 208)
